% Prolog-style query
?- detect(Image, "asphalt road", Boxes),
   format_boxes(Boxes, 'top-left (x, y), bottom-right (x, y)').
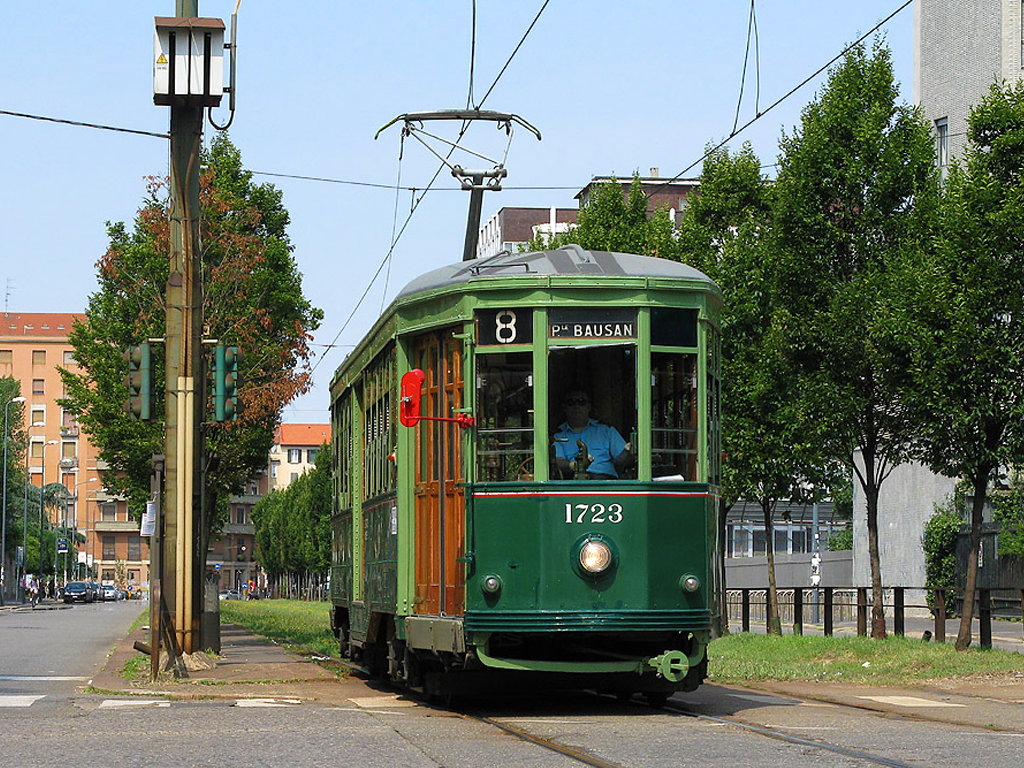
top-left (2, 603), bottom-right (1023, 768)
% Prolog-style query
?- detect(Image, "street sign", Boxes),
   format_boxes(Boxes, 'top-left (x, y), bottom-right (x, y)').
top-left (57, 538), bottom-right (68, 554)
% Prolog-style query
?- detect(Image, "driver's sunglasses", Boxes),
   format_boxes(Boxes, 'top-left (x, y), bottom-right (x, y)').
top-left (564, 398), bottom-right (589, 406)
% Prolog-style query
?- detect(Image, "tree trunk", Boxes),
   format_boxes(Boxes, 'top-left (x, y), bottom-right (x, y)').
top-left (955, 475), bottom-right (987, 651)
top-left (863, 456), bottom-right (886, 639)
top-left (762, 499), bottom-right (782, 636)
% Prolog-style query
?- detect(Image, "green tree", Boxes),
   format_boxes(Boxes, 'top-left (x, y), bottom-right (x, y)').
top-left (769, 40), bottom-right (939, 638)
top-left (526, 175), bottom-right (679, 259)
top-left (61, 134), bottom-right (323, 553)
top-left (889, 80), bottom-right (1024, 649)
top-left (1, 376), bottom-right (26, 574)
top-left (922, 496), bottom-right (965, 615)
top-left (252, 444), bottom-right (332, 596)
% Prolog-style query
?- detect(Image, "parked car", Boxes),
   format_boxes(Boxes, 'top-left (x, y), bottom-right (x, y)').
top-left (218, 589), bottom-right (242, 600)
top-left (102, 585), bottom-right (119, 601)
top-left (63, 581), bottom-right (96, 604)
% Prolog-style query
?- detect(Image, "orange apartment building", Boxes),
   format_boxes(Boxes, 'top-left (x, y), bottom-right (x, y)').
top-left (0, 312), bottom-right (149, 595)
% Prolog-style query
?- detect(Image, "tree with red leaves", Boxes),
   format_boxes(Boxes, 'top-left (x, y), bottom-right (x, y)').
top-left (61, 134), bottom-right (322, 548)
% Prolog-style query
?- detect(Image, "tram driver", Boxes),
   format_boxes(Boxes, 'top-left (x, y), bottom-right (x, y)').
top-left (553, 388), bottom-right (634, 479)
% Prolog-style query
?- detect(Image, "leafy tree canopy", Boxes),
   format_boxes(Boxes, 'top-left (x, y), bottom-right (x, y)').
top-left (60, 134), bottom-right (323, 533)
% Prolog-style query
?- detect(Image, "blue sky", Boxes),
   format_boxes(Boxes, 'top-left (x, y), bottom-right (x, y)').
top-left (1, 1), bottom-right (914, 423)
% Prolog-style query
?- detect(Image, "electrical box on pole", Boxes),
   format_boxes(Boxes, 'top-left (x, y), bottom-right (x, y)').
top-left (154, 17), bottom-right (225, 106)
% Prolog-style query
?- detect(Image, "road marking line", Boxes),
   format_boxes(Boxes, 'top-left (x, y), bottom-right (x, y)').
top-left (0, 675), bottom-right (89, 681)
top-left (98, 700), bottom-right (170, 709)
top-left (0, 695), bottom-right (45, 707)
top-left (347, 695), bottom-right (417, 709)
top-left (858, 695), bottom-right (965, 708)
top-left (234, 698), bottom-right (302, 708)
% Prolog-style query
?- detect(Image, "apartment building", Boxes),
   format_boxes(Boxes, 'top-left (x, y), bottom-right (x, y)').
top-left (268, 423), bottom-right (331, 492)
top-left (0, 312), bottom-right (148, 595)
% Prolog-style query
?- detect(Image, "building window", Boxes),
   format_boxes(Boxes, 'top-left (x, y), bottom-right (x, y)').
top-left (235, 505), bottom-right (248, 525)
top-left (935, 118), bottom-right (949, 168)
top-left (102, 569), bottom-right (115, 582)
top-left (102, 536), bottom-right (116, 559)
top-left (290, 472), bottom-right (299, 484)
top-left (128, 536), bottom-right (141, 561)
top-left (30, 440), bottom-right (43, 459)
top-left (62, 410), bottom-right (77, 429)
top-left (101, 503), bottom-right (117, 521)
top-left (287, 448), bottom-right (302, 464)
top-left (32, 350), bottom-right (46, 366)
top-left (31, 407), bottom-right (45, 426)
top-left (0, 350), bottom-right (11, 374)
top-left (270, 461), bottom-right (278, 478)
top-left (32, 379), bottom-right (45, 395)
top-left (61, 442), bottom-right (76, 459)
top-left (307, 448), bottom-right (319, 463)
top-left (63, 351), bottom-right (76, 366)
top-left (128, 570), bottom-right (139, 583)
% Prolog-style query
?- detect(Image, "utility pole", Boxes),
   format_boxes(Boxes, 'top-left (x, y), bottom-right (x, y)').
top-left (162, 0), bottom-right (206, 663)
top-left (152, 2), bottom-right (228, 674)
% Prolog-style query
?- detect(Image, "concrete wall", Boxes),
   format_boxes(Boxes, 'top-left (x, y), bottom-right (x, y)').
top-left (916, 0), bottom-right (1017, 162)
top-left (852, 459), bottom-right (956, 589)
top-left (726, 550), bottom-right (852, 589)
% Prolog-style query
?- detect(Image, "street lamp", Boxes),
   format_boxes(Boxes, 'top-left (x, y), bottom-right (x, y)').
top-left (2, 395), bottom-right (26, 606)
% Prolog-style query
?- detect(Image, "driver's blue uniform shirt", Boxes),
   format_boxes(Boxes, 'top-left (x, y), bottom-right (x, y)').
top-left (553, 419), bottom-right (627, 477)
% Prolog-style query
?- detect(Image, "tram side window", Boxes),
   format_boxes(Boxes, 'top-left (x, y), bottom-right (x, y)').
top-left (651, 352), bottom-right (698, 480)
top-left (476, 353), bottom-right (534, 481)
top-left (548, 346), bottom-right (637, 480)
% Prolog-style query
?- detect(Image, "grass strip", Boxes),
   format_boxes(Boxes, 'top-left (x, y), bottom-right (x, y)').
top-left (219, 598), bottom-right (339, 658)
top-left (709, 632), bottom-right (1024, 684)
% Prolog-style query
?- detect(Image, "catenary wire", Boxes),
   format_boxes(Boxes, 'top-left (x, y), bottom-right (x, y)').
top-left (648, 0), bottom-right (913, 199)
top-left (733, 0), bottom-right (761, 134)
top-left (0, 109), bottom-right (169, 139)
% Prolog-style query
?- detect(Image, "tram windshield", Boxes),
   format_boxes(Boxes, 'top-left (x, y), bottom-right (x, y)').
top-left (549, 346), bottom-right (637, 480)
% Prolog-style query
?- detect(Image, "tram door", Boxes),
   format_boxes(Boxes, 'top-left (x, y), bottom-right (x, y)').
top-left (412, 329), bottom-right (466, 616)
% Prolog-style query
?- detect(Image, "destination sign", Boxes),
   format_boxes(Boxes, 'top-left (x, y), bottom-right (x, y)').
top-left (548, 308), bottom-right (637, 339)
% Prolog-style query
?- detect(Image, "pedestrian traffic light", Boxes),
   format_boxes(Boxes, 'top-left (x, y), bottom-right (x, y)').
top-left (124, 342), bottom-right (153, 421)
top-left (214, 343), bottom-right (241, 421)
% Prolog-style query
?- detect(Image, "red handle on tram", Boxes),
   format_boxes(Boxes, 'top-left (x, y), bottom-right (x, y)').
top-left (399, 369), bottom-right (475, 429)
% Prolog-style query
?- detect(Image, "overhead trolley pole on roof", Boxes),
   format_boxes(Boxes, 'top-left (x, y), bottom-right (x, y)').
top-left (375, 110), bottom-right (541, 261)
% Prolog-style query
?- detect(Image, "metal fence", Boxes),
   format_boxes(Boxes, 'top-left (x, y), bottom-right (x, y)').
top-left (725, 586), bottom-right (1024, 648)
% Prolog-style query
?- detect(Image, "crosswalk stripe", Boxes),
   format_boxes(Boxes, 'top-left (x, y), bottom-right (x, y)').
top-left (234, 698), bottom-right (302, 708)
top-left (98, 700), bottom-right (171, 709)
top-left (0, 695), bottom-right (46, 707)
top-left (0, 676), bottom-right (89, 681)
top-left (858, 695), bottom-right (966, 708)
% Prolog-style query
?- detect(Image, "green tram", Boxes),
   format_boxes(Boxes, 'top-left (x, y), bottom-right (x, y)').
top-left (329, 244), bottom-right (723, 702)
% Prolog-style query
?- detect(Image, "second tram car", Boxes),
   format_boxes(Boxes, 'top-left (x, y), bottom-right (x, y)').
top-left (329, 244), bottom-right (722, 702)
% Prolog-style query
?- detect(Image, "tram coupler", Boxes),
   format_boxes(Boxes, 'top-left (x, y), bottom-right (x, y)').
top-left (646, 636), bottom-right (708, 682)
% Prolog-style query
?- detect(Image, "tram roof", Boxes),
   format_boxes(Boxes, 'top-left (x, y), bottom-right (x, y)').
top-left (395, 245), bottom-right (717, 300)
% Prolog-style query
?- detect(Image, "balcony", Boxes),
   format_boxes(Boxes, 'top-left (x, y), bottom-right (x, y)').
top-left (60, 426), bottom-right (79, 437)
top-left (59, 456), bottom-right (78, 469)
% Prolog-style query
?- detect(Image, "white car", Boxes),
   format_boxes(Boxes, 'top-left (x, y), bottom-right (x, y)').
top-left (102, 585), bottom-right (119, 601)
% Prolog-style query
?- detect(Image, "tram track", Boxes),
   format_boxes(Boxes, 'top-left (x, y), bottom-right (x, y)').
top-left (284, 644), bottom-right (952, 768)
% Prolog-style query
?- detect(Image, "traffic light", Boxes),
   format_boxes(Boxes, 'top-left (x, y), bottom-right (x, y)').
top-left (124, 342), bottom-right (153, 421)
top-left (214, 343), bottom-right (241, 421)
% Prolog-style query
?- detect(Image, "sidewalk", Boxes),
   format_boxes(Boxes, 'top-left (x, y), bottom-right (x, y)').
top-left (90, 622), bottom-right (371, 706)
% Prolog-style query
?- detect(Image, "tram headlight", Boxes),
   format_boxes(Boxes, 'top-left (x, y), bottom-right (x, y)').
top-left (579, 540), bottom-right (614, 574)
top-left (481, 574), bottom-right (503, 594)
top-left (681, 574), bottom-right (701, 593)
